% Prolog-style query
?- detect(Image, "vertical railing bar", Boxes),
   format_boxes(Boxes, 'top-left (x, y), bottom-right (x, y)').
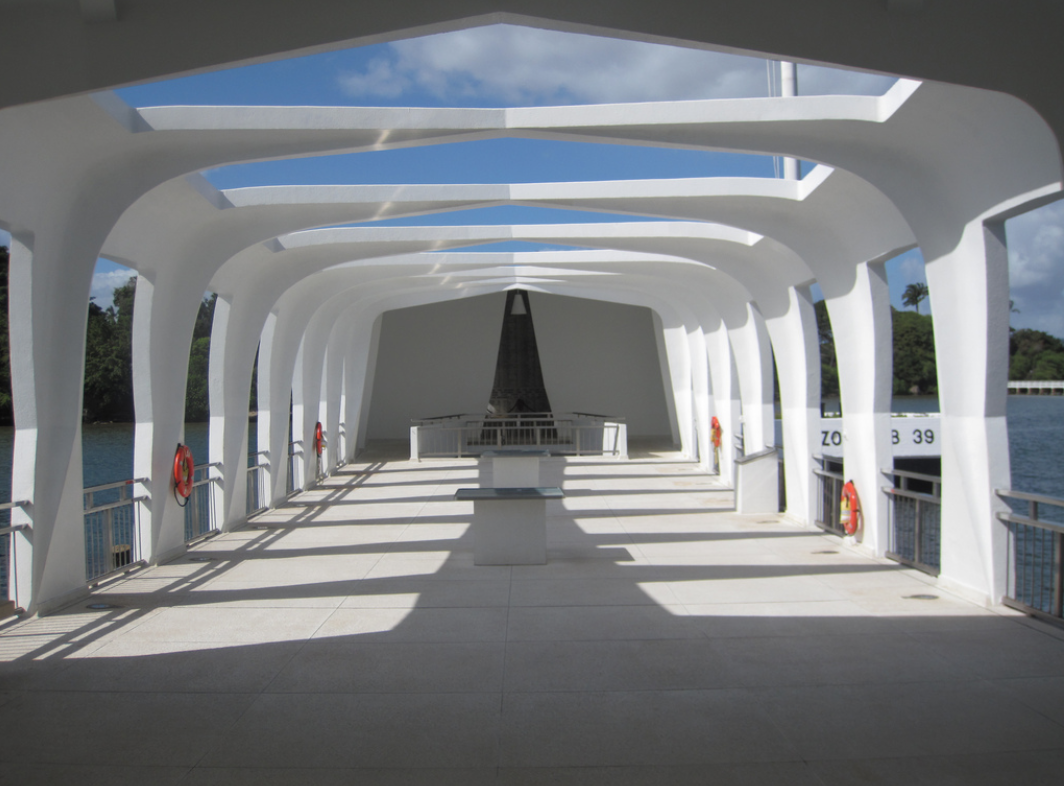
top-left (913, 498), bottom-right (922, 566)
top-left (1054, 531), bottom-right (1063, 618)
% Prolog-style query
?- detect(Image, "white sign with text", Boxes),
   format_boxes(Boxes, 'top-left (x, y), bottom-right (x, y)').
top-left (817, 415), bottom-right (941, 457)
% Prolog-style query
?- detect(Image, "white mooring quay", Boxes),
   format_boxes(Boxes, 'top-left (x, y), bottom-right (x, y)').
top-left (1008, 380), bottom-right (1064, 395)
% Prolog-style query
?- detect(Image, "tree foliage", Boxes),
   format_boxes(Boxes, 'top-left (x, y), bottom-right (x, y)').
top-left (82, 276), bottom-right (136, 421)
top-left (891, 308), bottom-right (937, 395)
top-left (1010, 329), bottom-right (1064, 381)
top-left (183, 293), bottom-right (217, 422)
top-left (902, 282), bottom-right (930, 314)
top-left (814, 300), bottom-right (839, 398)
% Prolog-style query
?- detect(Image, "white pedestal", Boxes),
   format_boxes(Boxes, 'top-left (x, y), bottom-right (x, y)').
top-left (479, 450), bottom-right (550, 487)
top-left (456, 487), bottom-right (562, 565)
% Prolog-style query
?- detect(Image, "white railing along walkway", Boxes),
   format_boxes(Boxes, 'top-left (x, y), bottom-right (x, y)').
top-left (410, 412), bottom-right (627, 460)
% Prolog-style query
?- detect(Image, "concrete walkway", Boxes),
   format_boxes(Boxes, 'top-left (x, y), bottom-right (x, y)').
top-left (2, 447), bottom-right (1064, 784)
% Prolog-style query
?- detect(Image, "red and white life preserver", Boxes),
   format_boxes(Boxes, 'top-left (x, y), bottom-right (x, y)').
top-left (839, 480), bottom-right (860, 536)
top-left (173, 443), bottom-right (194, 499)
top-left (710, 416), bottom-right (722, 449)
top-left (314, 422), bottom-right (324, 456)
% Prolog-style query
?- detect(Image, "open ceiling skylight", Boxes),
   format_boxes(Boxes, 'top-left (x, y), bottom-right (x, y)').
top-left (116, 24), bottom-right (898, 109)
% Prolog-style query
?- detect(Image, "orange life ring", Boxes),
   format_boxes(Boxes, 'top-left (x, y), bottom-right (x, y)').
top-left (839, 480), bottom-right (860, 536)
top-left (314, 422), bottom-right (324, 456)
top-left (710, 416), bottom-right (722, 449)
top-left (173, 443), bottom-right (194, 499)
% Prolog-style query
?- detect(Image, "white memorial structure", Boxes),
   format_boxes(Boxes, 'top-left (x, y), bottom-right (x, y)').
top-left (0, 3), bottom-right (1060, 622)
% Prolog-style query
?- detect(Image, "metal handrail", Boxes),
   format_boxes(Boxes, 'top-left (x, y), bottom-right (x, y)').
top-left (997, 511), bottom-right (1064, 536)
top-left (84, 477), bottom-right (148, 495)
top-left (813, 467), bottom-right (844, 482)
top-left (413, 411), bottom-right (620, 425)
top-left (996, 487), bottom-right (1064, 622)
top-left (883, 486), bottom-right (941, 505)
top-left (997, 488), bottom-right (1064, 509)
top-left (83, 496), bottom-right (148, 515)
top-left (886, 468), bottom-right (942, 485)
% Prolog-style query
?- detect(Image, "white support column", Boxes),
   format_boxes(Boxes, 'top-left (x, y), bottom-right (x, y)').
top-left (822, 261), bottom-right (893, 554)
top-left (688, 323), bottom-right (712, 469)
top-left (651, 310), bottom-right (680, 448)
top-left (7, 233), bottom-right (95, 614)
top-left (290, 340), bottom-right (308, 491)
top-left (728, 304), bottom-right (775, 455)
top-left (208, 295), bottom-right (252, 531)
top-left (924, 220), bottom-right (1011, 602)
top-left (762, 285), bottom-right (820, 527)
top-left (659, 318), bottom-right (696, 459)
top-left (324, 312), bottom-right (356, 470)
top-left (258, 313), bottom-right (293, 507)
top-left (356, 314), bottom-right (383, 454)
top-left (343, 314), bottom-right (377, 463)
top-left (706, 324), bottom-right (737, 480)
top-left (316, 357), bottom-right (329, 476)
top-left (131, 270), bottom-right (224, 564)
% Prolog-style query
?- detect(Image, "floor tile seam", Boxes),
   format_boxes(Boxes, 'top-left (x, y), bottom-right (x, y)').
top-left (1012, 614), bottom-right (1064, 643)
top-left (503, 636), bottom-right (705, 645)
top-left (793, 741), bottom-right (1064, 765)
top-left (259, 688), bottom-right (508, 696)
top-left (497, 561), bottom-right (514, 764)
top-left (495, 673), bottom-right (996, 694)
top-left (980, 676), bottom-right (1064, 732)
top-left (0, 609), bottom-right (165, 662)
top-left (736, 674), bottom-right (1044, 699)
top-left (181, 583), bottom-right (353, 771)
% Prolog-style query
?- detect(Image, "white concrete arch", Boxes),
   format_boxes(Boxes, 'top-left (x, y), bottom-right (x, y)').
top-left (7, 2), bottom-right (1064, 179)
top-left (0, 94), bottom-right (517, 612)
top-left (505, 78), bottom-right (1064, 599)
top-left (511, 166), bottom-right (911, 548)
top-left (4, 72), bottom-right (1061, 609)
top-left (244, 248), bottom-right (770, 513)
top-left (242, 210), bottom-right (823, 524)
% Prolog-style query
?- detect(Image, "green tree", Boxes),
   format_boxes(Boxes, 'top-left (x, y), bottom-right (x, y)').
top-left (184, 292), bottom-right (217, 421)
top-left (902, 282), bottom-right (930, 314)
top-left (83, 275), bottom-right (136, 422)
top-left (892, 307), bottom-right (937, 395)
top-left (184, 336), bottom-right (211, 421)
top-left (814, 300), bottom-right (839, 397)
top-left (1031, 351), bottom-right (1064, 381)
top-left (1009, 328), bottom-right (1064, 380)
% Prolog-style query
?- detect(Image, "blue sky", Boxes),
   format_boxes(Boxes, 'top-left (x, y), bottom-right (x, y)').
top-left (2, 24), bottom-right (1058, 334)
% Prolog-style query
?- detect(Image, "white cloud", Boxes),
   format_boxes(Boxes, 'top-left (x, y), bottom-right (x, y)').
top-left (796, 64), bottom-right (897, 97)
top-left (337, 25), bottom-right (895, 105)
top-left (337, 58), bottom-right (413, 99)
top-left (90, 269), bottom-right (136, 310)
top-left (1007, 200), bottom-right (1064, 337)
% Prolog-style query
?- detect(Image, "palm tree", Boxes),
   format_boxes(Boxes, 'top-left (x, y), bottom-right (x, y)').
top-left (902, 282), bottom-right (930, 314)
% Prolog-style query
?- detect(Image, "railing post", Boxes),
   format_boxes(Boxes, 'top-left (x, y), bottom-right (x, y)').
top-left (914, 498), bottom-right (923, 567)
top-left (1055, 531), bottom-right (1063, 618)
top-left (104, 508), bottom-right (114, 573)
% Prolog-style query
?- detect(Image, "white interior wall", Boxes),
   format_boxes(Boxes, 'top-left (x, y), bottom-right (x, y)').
top-left (366, 293), bottom-right (505, 438)
top-left (366, 291), bottom-right (671, 438)
top-left (530, 293), bottom-right (671, 436)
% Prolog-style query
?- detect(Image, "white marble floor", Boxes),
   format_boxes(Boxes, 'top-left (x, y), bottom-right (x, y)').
top-left (2, 447), bottom-right (1063, 784)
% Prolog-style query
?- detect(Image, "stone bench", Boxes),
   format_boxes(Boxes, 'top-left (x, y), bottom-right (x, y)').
top-left (455, 487), bottom-right (563, 565)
